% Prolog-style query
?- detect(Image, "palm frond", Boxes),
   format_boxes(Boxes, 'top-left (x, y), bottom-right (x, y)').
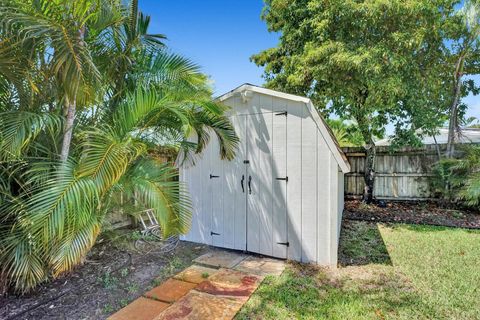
top-left (1, 232), bottom-right (47, 293)
top-left (0, 111), bottom-right (63, 160)
top-left (77, 128), bottom-right (145, 191)
top-left (49, 211), bottom-right (101, 276)
top-left (123, 158), bottom-right (192, 236)
top-left (22, 160), bottom-right (99, 244)
top-left (190, 109), bottom-right (239, 161)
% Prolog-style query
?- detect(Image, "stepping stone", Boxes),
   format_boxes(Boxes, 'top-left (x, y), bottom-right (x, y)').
top-left (144, 278), bottom-right (197, 303)
top-left (108, 297), bottom-right (170, 320)
top-left (194, 268), bottom-right (263, 301)
top-left (153, 290), bottom-right (244, 320)
top-left (173, 265), bottom-right (219, 284)
top-left (193, 251), bottom-right (247, 268)
top-left (234, 256), bottom-right (285, 276)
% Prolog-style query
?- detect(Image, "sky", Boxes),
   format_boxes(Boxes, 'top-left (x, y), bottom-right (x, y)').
top-left (140, 1), bottom-right (479, 125)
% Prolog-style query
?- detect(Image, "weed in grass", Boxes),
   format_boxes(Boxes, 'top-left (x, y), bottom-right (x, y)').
top-left (103, 304), bottom-right (114, 314)
top-left (119, 299), bottom-right (129, 308)
top-left (120, 268), bottom-right (129, 277)
top-left (126, 282), bottom-right (139, 293)
top-left (450, 210), bottom-right (465, 219)
top-left (158, 256), bottom-right (187, 279)
top-left (100, 271), bottom-right (119, 289)
top-left (358, 202), bottom-right (374, 211)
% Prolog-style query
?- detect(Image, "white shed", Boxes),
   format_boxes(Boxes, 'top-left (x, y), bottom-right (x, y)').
top-left (180, 84), bottom-right (351, 265)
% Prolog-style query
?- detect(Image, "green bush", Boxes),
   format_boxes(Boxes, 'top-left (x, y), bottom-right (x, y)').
top-left (431, 146), bottom-right (480, 208)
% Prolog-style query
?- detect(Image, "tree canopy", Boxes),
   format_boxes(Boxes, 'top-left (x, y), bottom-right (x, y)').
top-left (252, 0), bottom-right (475, 201)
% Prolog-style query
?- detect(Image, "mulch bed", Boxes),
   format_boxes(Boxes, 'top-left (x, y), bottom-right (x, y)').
top-left (0, 233), bottom-right (211, 320)
top-left (344, 200), bottom-right (480, 229)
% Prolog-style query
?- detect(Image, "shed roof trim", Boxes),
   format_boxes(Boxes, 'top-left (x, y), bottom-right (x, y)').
top-left (217, 84), bottom-right (351, 173)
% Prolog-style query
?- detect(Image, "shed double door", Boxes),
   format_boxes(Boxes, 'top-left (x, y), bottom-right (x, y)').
top-left (209, 112), bottom-right (288, 259)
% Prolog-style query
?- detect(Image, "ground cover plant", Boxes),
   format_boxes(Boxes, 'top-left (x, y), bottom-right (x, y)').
top-left (236, 220), bottom-right (480, 320)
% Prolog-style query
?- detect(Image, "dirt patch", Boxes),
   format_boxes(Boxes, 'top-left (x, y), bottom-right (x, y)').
top-left (344, 200), bottom-right (480, 229)
top-left (0, 231), bottom-right (212, 320)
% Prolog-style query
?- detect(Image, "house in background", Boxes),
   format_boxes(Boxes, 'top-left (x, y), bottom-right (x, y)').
top-left (375, 128), bottom-right (480, 146)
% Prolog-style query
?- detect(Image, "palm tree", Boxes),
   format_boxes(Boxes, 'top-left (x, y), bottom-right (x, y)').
top-left (326, 119), bottom-right (365, 147)
top-left (0, 0), bottom-right (238, 293)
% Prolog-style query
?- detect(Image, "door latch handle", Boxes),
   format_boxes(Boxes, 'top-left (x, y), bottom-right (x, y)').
top-left (210, 174), bottom-right (219, 179)
top-left (211, 231), bottom-right (220, 236)
top-left (248, 175), bottom-right (252, 194)
top-left (241, 174), bottom-right (245, 193)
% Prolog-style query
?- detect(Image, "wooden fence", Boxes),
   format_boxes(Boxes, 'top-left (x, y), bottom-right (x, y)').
top-left (343, 144), bottom-right (445, 200)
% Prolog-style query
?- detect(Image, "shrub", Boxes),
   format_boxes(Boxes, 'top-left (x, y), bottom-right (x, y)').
top-left (431, 145), bottom-right (480, 208)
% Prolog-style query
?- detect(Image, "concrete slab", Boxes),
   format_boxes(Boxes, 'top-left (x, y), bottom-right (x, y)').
top-left (173, 265), bottom-right (219, 284)
top-left (153, 290), bottom-right (244, 320)
top-left (108, 297), bottom-right (170, 320)
top-left (195, 268), bottom-right (263, 300)
top-left (193, 251), bottom-right (247, 268)
top-left (234, 256), bottom-right (286, 277)
top-left (144, 278), bottom-right (197, 303)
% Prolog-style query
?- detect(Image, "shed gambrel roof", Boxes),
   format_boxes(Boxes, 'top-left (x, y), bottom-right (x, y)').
top-left (217, 84), bottom-right (351, 173)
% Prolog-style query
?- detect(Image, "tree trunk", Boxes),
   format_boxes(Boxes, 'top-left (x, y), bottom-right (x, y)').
top-left (363, 139), bottom-right (376, 204)
top-left (432, 134), bottom-right (441, 161)
top-left (59, 25), bottom-right (84, 162)
top-left (60, 97), bottom-right (76, 162)
top-left (446, 55), bottom-right (465, 158)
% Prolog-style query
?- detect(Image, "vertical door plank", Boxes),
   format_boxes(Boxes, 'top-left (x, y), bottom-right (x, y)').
top-left (210, 135), bottom-right (224, 247)
top-left (246, 112), bottom-right (273, 256)
top-left (202, 134), bottom-right (213, 245)
top-left (286, 101), bottom-right (303, 261)
top-left (222, 115), bottom-right (247, 250)
top-left (301, 106), bottom-right (318, 263)
top-left (272, 108), bottom-right (288, 258)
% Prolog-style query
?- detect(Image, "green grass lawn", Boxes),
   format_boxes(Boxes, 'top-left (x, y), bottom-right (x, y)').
top-left (236, 220), bottom-right (480, 320)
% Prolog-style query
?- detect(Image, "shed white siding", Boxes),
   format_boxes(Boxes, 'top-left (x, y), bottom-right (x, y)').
top-left (180, 84), bottom-right (350, 266)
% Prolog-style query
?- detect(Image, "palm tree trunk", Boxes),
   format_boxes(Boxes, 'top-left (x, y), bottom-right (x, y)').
top-left (60, 97), bottom-right (76, 162)
top-left (60, 25), bottom-right (85, 162)
top-left (446, 55), bottom-right (465, 158)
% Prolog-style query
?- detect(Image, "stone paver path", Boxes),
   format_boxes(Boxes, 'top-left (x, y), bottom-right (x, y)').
top-left (108, 250), bottom-right (285, 320)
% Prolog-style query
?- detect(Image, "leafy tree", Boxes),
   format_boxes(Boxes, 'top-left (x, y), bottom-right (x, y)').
top-left (0, 0), bottom-right (237, 293)
top-left (445, 0), bottom-right (480, 157)
top-left (252, 0), bottom-right (456, 202)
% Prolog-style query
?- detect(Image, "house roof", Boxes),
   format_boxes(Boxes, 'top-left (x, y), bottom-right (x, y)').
top-left (217, 84), bottom-right (351, 173)
top-left (375, 128), bottom-right (480, 146)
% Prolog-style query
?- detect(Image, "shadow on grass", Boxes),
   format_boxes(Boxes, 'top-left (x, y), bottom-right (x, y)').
top-left (235, 262), bottom-right (435, 320)
top-left (338, 220), bottom-right (391, 266)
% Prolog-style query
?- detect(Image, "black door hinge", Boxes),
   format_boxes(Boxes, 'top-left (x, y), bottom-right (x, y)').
top-left (211, 231), bottom-right (220, 236)
top-left (210, 174), bottom-right (220, 179)
top-left (275, 111), bottom-right (287, 116)
top-left (243, 160), bottom-right (250, 164)
top-left (277, 242), bottom-right (289, 247)
top-left (276, 176), bottom-right (288, 182)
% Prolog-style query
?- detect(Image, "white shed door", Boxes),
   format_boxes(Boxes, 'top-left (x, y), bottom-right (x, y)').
top-left (208, 115), bottom-right (248, 250)
top-left (245, 111), bottom-right (288, 259)
top-left (206, 112), bottom-right (288, 259)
